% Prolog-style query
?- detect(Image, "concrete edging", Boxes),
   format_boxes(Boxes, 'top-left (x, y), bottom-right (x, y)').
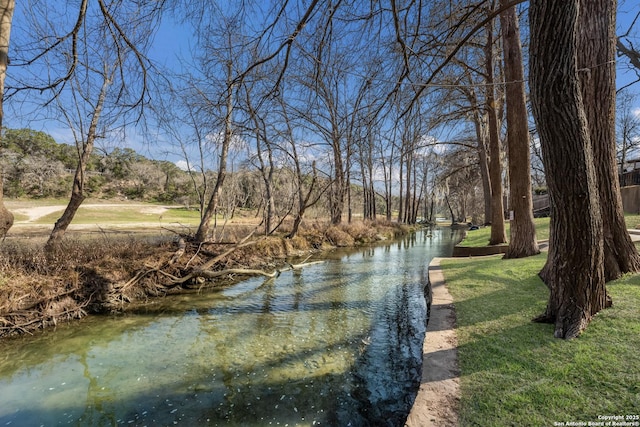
top-left (405, 257), bottom-right (460, 427)
top-left (452, 244), bottom-right (508, 257)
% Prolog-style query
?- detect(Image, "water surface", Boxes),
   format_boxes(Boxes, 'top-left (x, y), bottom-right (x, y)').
top-left (0, 228), bottom-right (461, 426)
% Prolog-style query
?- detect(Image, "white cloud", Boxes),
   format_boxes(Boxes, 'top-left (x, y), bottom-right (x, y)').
top-left (175, 160), bottom-right (190, 171)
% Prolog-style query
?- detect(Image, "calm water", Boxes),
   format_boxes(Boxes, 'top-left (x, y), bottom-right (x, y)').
top-left (0, 228), bottom-right (461, 426)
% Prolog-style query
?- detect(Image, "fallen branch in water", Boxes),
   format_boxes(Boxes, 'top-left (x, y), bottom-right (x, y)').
top-left (286, 255), bottom-right (323, 270)
top-left (179, 267), bottom-right (280, 283)
top-left (167, 258), bottom-right (324, 287)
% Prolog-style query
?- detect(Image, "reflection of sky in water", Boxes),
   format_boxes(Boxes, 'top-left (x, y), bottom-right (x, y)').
top-left (0, 229), bottom-right (461, 426)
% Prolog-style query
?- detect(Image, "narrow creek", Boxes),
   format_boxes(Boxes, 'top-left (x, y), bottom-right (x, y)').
top-left (0, 228), bottom-right (462, 426)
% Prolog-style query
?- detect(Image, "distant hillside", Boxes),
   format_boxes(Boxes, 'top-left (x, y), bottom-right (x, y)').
top-left (0, 128), bottom-right (203, 205)
top-left (0, 128), bottom-right (390, 221)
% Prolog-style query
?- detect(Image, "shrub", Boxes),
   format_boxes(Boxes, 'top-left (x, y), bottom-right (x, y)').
top-left (325, 225), bottom-right (355, 247)
top-left (342, 221), bottom-right (379, 243)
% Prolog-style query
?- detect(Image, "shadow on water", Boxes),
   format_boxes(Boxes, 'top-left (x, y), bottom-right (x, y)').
top-left (1, 335), bottom-right (373, 426)
top-left (0, 227), bottom-right (463, 426)
top-left (351, 279), bottom-right (428, 426)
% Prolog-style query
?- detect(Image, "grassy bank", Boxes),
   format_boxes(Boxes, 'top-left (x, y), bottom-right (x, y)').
top-left (459, 214), bottom-right (640, 248)
top-left (458, 217), bottom-right (551, 247)
top-left (440, 254), bottom-right (640, 425)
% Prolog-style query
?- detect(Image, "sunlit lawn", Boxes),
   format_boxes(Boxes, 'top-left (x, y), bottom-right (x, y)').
top-left (440, 254), bottom-right (640, 425)
top-left (459, 217), bottom-right (551, 247)
top-left (6, 198), bottom-right (203, 226)
top-left (33, 206), bottom-right (202, 225)
top-left (459, 214), bottom-right (640, 248)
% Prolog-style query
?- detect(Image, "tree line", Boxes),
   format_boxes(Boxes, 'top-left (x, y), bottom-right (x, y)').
top-left (0, 127), bottom-right (404, 220)
top-left (1, 0), bottom-right (640, 338)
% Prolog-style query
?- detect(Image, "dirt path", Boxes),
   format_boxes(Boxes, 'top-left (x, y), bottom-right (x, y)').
top-left (406, 257), bottom-right (460, 426)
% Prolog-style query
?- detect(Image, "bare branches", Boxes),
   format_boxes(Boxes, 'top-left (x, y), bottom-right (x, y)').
top-left (10, 0), bottom-right (87, 96)
top-left (617, 38), bottom-right (640, 79)
top-left (400, 0), bottom-right (525, 116)
top-left (232, 0), bottom-right (322, 91)
top-left (96, 0), bottom-right (151, 113)
top-left (6, 0), bottom-right (159, 118)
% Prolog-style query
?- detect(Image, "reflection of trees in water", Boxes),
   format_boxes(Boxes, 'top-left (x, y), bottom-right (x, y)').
top-left (78, 351), bottom-right (117, 425)
top-left (351, 281), bottom-right (427, 425)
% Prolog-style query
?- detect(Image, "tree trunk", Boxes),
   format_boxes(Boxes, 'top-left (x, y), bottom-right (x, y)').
top-left (485, 23), bottom-right (507, 245)
top-left (445, 194), bottom-right (455, 226)
top-left (330, 132), bottom-right (345, 225)
top-left (195, 66), bottom-right (234, 243)
top-left (397, 150), bottom-right (404, 222)
top-left (248, 98), bottom-right (275, 235)
top-left (256, 138), bottom-right (275, 235)
top-left (346, 141), bottom-right (352, 224)
top-left (530, 0), bottom-right (607, 339)
top-left (500, 1), bottom-right (539, 258)
top-left (577, 0), bottom-right (640, 280)
top-left (0, 0), bottom-right (15, 239)
top-left (287, 160), bottom-right (319, 239)
top-left (464, 84), bottom-right (492, 225)
top-left (47, 70), bottom-right (110, 248)
top-left (381, 143), bottom-right (394, 221)
top-left (0, 0), bottom-right (12, 132)
top-left (476, 121), bottom-right (492, 226)
top-left (404, 149), bottom-right (413, 223)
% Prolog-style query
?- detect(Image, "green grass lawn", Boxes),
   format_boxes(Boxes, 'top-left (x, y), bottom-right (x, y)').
top-left (460, 214), bottom-right (640, 248)
top-left (440, 254), bottom-right (640, 425)
top-left (33, 206), bottom-right (202, 225)
top-left (460, 217), bottom-right (551, 247)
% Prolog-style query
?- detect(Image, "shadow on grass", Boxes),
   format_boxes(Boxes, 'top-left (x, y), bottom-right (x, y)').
top-left (442, 254), bottom-right (640, 425)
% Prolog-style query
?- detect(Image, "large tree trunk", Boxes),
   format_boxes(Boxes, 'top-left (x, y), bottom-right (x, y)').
top-left (500, 1), bottom-right (539, 258)
top-left (485, 23), bottom-right (507, 245)
top-left (476, 124), bottom-right (492, 226)
top-left (577, 0), bottom-right (640, 280)
top-left (0, 0), bottom-right (15, 239)
top-left (530, 0), bottom-right (607, 339)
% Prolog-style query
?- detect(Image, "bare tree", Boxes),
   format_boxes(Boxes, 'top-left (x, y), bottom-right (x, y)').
top-left (3, 0), bottom-right (161, 246)
top-left (500, 1), bottom-right (539, 258)
top-left (36, 3), bottom-right (160, 248)
top-left (484, 18), bottom-right (507, 244)
top-left (46, 65), bottom-right (112, 248)
top-left (194, 61), bottom-right (235, 243)
top-left (242, 81), bottom-right (278, 235)
top-left (617, 89), bottom-right (640, 171)
top-left (617, 6), bottom-right (640, 88)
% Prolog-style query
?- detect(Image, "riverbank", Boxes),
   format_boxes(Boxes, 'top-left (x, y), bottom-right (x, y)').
top-left (406, 257), bottom-right (459, 427)
top-left (0, 219), bottom-right (413, 339)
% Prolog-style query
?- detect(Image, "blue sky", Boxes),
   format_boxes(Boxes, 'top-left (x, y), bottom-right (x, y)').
top-left (4, 1), bottom-right (640, 168)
